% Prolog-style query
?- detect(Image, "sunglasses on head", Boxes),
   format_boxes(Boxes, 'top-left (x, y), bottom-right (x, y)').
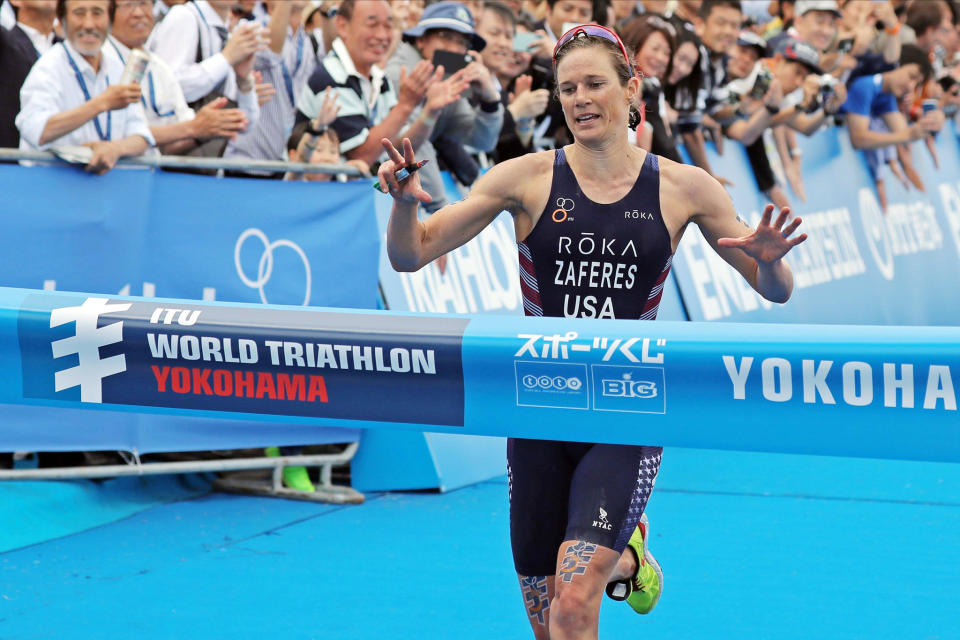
top-left (553, 24), bottom-right (636, 79)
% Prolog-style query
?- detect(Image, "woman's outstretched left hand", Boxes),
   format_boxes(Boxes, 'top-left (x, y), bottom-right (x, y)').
top-left (717, 204), bottom-right (807, 264)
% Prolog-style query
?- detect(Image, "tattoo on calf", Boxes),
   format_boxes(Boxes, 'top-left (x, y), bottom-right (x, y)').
top-left (520, 575), bottom-right (550, 626)
top-left (736, 214), bottom-right (752, 229)
top-left (558, 540), bottom-right (598, 583)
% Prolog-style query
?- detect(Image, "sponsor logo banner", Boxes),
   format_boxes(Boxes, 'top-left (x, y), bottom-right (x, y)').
top-left (592, 364), bottom-right (665, 414)
top-left (19, 295), bottom-right (468, 426)
top-left (673, 125), bottom-right (960, 324)
top-left (515, 361), bottom-right (588, 409)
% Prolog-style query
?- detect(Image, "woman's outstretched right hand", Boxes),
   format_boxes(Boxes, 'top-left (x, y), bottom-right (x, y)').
top-left (378, 137), bottom-right (432, 205)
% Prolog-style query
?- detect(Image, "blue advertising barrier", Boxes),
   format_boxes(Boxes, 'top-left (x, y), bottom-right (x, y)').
top-left (0, 165), bottom-right (383, 450)
top-left (1, 287), bottom-right (957, 463)
top-left (674, 123), bottom-right (960, 324)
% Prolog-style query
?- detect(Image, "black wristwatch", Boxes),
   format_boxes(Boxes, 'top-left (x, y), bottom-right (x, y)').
top-left (306, 123), bottom-right (328, 136)
top-left (765, 103), bottom-right (780, 115)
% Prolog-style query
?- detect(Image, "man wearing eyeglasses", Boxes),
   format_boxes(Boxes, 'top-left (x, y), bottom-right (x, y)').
top-left (107, 0), bottom-right (249, 154)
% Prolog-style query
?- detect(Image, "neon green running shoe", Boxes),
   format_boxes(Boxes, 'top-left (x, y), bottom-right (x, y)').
top-left (264, 447), bottom-right (315, 492)
top-left (281, 465), bottom-right (315, 492)
top-left (605, 513), bottom-right (662, 614)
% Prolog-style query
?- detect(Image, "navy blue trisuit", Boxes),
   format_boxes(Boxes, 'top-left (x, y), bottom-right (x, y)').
top-left (509, 148), bottom-right (670, 577)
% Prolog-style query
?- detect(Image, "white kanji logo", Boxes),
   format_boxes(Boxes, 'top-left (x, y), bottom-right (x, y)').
top-left (50, 298), bottom-right (131, 403)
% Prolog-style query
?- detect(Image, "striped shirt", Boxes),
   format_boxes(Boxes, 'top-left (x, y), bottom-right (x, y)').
top-left (296, 37), bottom-right (397, 154)
top-left (227, 26), bottom-right (316, 163)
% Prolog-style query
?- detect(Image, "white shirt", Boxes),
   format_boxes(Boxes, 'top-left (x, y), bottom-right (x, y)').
top-left (17, 22), bottom-right (56, 55)
top-left (107, 35), bottom-right (194, 128)
top-left (0, 1), bottom-right (14, 30)
top-left (153, 0), bottom-right (170, 22)
top-left (16, 39), bottom-right (155, 150)
top-left (146, 0), bottom-right (259, 125)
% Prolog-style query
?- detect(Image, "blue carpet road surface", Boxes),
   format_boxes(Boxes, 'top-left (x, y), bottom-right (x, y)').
top-left (1, 447), bottom-right (959, 639)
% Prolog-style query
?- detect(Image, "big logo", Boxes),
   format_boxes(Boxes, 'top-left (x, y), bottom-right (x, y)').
top-left (592, 365), bottom-right (666, 414)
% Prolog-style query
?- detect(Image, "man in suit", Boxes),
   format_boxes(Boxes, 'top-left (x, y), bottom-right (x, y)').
top-left (0, 0), bottom-right (58, 147)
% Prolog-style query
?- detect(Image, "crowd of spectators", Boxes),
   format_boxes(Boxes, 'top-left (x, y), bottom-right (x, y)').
top-left (3, 0), bottom-right (960, 478)
top-left (2, 0), bottom-right (959, 208)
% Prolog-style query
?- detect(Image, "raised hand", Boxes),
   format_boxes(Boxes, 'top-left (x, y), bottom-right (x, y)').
top-left (398, 60), bottom-right (438, 109)
top-left (253, 70), bottom-right (275, 106)
top-left (312, 87), bottom-right (341, 129)
top-left (717, 204), bottom-right (807, 264)
top-left (508, 74), bottom-right (549, 123)
top-left (510, 74), bottom-right (533, 101)
top-left (464, 50), bottom-right (499, 102)
top-left (97, 84), bottom-right (141, 111)
top-left (377, 137), bottom-right (431, 205)
top-left (424, 68), bottom-right (469, 117)
top-left (222, 23), bottom-right (266, 66)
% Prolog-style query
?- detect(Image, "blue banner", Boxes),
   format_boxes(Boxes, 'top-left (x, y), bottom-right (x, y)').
top-left (0, 165), bottom-right (384, 451)
top-left (0, 164), bottom-right (380, 307)
top-left (1, 287), bottom-right (957, 463)
top-left (374, 173), bottom-right (524, 315)
top-left (674, 123), bottom-right (960, 324)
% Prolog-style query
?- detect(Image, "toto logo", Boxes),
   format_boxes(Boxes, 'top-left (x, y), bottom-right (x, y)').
top-left (234, 228), bottom-right (312, 306)
top-left (522, 374), bottom-right (583, 391)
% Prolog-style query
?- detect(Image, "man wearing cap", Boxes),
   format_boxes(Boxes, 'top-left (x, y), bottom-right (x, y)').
top-left (843, 43), bottom-right (943, 150)
top-left (769, 37), bottom-right (845, 129)
top-left (385, 0), bottom-right (503, 212)
top-left (768, 0), bottom-right (840, 54)
top-left (719, 30), bottom-right (794, 211)
top-left (295, 0), bottom-right (458, 168)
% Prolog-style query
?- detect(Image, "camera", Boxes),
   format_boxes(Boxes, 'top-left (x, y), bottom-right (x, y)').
top-left (749, 67), bottom-right (773, 100)
top-left (432, 50), bottom-right (474, 76)
top-left (641, 76), bottom-right (662, 101)
top-left (818, 75), bottom-right (839, 106)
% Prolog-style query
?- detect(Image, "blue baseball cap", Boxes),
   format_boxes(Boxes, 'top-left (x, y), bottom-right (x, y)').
top-left (402, 1), bottom-right (486, 51)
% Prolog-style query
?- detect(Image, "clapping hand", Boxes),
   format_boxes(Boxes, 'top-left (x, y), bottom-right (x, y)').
top-left (717, 204), bottom-right (807, 264)
top-left (398, 60), bottom-right (441, 109)
top-left (508, 74), bottom-right (549, 122)
top-left (424, 68), bottom-right (470, 117)
top-left (193, 97), bottom-right (248, 140)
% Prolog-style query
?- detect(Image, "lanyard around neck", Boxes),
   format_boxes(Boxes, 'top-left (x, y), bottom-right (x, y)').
top-left (109, 39), bottom-right (175, 118)
top-left (281, 30), bottom-right (305, 104)
top-left (63, 44), bottom-right (111, 142)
